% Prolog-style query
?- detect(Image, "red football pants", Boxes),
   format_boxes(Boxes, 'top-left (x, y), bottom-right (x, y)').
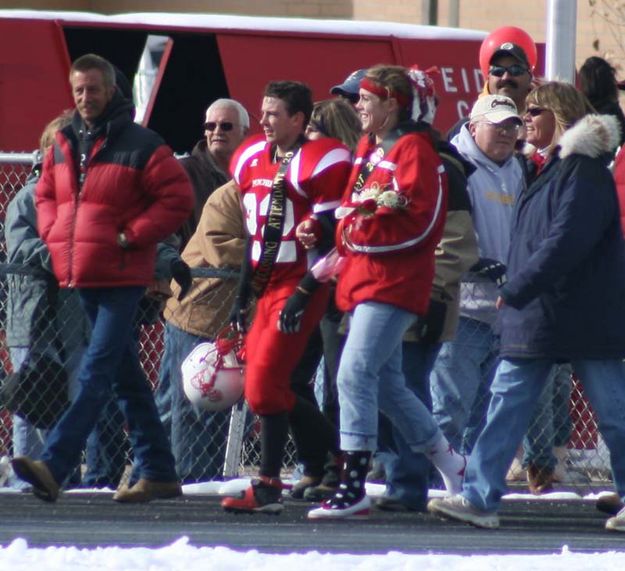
top-left (244, 282), bottom-right (330, 415)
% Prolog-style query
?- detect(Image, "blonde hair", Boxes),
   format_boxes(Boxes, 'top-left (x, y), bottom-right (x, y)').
top-left (526, 82), bottom-right (594, 146)
top-left (309, 99), bottom-right (362, 152)
top-left (39, 110), bottom-right (73, 157)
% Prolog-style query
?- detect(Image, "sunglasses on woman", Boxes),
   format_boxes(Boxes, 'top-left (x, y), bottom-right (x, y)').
top-left (489, 64), bottom-right (529, 77)
top-left (204, 121), bottom-right (234, 131)
top-left (525, 107), bottom-right (546, 117)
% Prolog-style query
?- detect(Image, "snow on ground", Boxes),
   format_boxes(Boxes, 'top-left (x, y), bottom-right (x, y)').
top-left (0, 479), bottom-right (623, 570)
top-left (1, 537), bottom-right (625, 571)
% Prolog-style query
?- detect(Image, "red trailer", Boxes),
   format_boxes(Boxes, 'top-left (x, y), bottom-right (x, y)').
top-left (0, 10), bottom-right (497, 153)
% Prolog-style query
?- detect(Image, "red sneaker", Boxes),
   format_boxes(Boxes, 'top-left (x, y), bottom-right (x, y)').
top-left (222, 477), bottom-right (284, 514)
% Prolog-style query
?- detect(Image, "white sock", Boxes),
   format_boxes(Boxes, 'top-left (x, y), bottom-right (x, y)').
top-left (426, 432), bottom-right (466, 495)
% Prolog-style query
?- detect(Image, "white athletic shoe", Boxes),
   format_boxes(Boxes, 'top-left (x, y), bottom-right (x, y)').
top-left (307, 495), bottom-right (371, 520)
top-left (605, 505), bottom-right (625, 532)
top-left (428, 494), bottom-right (500, 529)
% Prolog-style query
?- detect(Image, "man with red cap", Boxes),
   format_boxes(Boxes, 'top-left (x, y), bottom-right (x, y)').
top-left (447, 34), bottom-right (534, 140)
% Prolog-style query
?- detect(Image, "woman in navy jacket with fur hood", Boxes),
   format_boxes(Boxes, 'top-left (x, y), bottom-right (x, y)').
top-left (429, 82), bottom-right (625, 533)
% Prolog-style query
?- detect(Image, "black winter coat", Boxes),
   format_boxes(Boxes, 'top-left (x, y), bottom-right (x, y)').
top-left (498, 114), bottom-right (625, 360)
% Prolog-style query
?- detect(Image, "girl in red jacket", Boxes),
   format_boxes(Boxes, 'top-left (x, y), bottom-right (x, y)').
top-left (308, 65), bottom-right (466, 519)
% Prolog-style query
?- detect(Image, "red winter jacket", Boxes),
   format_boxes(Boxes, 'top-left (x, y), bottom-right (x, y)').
top-left (36, 101), bottom-right (194, 288)
top-left (336, 127), bottom-right (448, 316)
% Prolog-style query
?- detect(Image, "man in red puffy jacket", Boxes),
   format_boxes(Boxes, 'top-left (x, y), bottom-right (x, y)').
top-left (11, 53), bottom-right (194, 504)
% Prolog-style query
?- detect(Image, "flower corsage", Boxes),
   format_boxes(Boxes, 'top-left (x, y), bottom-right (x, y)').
top-left (335, 184), bottom-right (409, 219)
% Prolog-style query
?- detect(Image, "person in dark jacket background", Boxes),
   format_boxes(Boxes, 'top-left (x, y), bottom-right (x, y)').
top-left (429, 82), bottom-right (625, 533)
top-left (176, 98), bottom-right (249, 249)
top-left (11, 53), bottom-right (194, 504)
top-left (579, 56), bottom-right (625, 147)
top-left (4, 111), bottom-right (91, 490)
top-left (153, 99), bottom-right (249, 479)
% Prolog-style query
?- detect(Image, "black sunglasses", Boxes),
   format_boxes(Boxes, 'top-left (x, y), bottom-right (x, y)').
top-left (526, 107), bottom-right (546, 117)
top-left (489, 64), bottom-right (529, 77)
top-left (204, 121), bottom-right (234, 131)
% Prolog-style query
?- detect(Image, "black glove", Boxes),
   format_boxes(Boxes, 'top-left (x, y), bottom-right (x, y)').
top-left (229, 295), bottom-right (249, 333)
top-left (470, 258), bottom-right (507, 287)
top-left (278, 289), bottom-right (310, 334)
top-left (170, 259), bottom-right (192, 301)
top-left (419, 298), bottom-right (447, 345)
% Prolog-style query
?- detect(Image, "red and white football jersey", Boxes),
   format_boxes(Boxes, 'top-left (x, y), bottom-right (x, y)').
top-left (231, 134), bottom-right (351, 287)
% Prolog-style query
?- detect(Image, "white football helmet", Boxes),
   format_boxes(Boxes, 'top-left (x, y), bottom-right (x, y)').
top-left (181, 329), bottom-right (245, 412)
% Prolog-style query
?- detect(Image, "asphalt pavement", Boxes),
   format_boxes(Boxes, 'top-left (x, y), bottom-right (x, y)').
top-left (0, 492), bottom-right (623, 554)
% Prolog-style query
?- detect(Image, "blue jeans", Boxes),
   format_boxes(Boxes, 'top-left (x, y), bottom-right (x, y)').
top-left (376, 340), bottom-right (442, 509)
top-left (41, 287), bottom-right (177, 485)
top-left (83, 396), bottom-right (129, 488)
top-left (522, 363), bottom-right (573, 469)
top-left (463, 358), bottom-right (625, 512)
top-left (10, 342), bottom-right (127, 489)
top-left (337, 301), bottom-right (440, 452)
top-left (156, 322), bottom-right (229, 482)
top-left (430, 316), bottom-right (499, 453)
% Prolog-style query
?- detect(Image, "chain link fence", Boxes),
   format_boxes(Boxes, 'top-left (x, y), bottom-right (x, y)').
top-left (0, 151), bottom-right (300, 489)
top-left (0, 151), bottom-right (614, 494)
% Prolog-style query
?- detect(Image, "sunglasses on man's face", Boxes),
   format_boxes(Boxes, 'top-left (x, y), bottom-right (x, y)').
top-left (204, 121), bottom-right (234, 132)
top-left (489, 64), bottom-right (529, 78)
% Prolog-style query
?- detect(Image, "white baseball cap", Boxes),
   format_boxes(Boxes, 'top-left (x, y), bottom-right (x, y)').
top-left (470, 94), bottom-right (522, 124)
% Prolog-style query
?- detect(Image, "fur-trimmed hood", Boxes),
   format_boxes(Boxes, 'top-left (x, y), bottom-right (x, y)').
top-left (559, 113), bottom-right (620, 159)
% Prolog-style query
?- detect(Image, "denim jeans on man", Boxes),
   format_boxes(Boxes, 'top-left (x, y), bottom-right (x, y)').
top-left (430, 316), bottom-right (499, 453)
top-left (40, 286), bottom-right (177, 486)
top-left (337, 301), bottom-right (441, 453)
top-left (462, 358), bottom-right (625, 512)
top-left (521, 363), bottom-right (573, 471)
top-left (83, 396), bottom-right (130, 488)
top-left (375, 340), bottom-right (442, 509)
top-left (10, 343), bottom-right (128, 489)
top-left (156, 322), bottom-right (229, 482)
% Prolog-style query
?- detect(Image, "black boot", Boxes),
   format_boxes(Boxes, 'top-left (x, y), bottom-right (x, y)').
top-left (289, 397), bottom-right (338, 478)
top-left (303, 453), bottom-right (341, 502)
top-left (307, 451), bottom-right (372, 520)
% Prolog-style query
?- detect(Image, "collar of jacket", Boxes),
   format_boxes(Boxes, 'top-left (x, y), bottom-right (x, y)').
top-left (69, 91), bottom-right (135, 144)
top-left (190, 139), bottom-right (228, 178)
top-left (558, 114), bottom-right (620, 160)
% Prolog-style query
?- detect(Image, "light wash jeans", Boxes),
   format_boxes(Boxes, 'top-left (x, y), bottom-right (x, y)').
top-left (522, 363), bottom-right (573, 470)
top-left (430, 316), bottom-right (499, 453)
top-left (337, 301), bottom-right (441, 453)
top-left (462, 358), bottom-right (625, 512)
top-left (376, 340), bottom-right (442, 509)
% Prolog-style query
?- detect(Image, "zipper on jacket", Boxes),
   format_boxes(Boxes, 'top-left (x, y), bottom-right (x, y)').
top-left (67, 145), bottom-right (91, 287)
top-left (67, 190), bottom-right (81, 288)
top-left (67, 132), bottom-right (109, 286)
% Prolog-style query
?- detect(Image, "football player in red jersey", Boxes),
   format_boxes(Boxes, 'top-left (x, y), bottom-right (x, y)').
top-left (222, 81), bottom-right (352, 514)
